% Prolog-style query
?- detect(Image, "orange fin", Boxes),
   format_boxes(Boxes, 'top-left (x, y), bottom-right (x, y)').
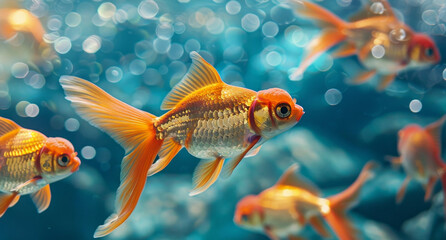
top-left (290, 206), bottom-right (306, 226)
top-left (31, 185), bottom-right (51, 213)
top-left (349, 0), bottom-right (396, 22)
top-left (275, 164), bottom-right (320, 196)
top-left (59, 76), bottom-right (164, 238)
top-left (0, 116), bottom-right (21, 137)
top-left (349, 70), bottom-right (377, 85)
top-left (246, 145), bottom-right (261, 158)
top-left (323, 163), bottom-right (375, 239)
top-left (309, 216), bottom-right (331, 238)
top-left (148, 138), bottom-right (182, 176)
top-left (264, 226), bottom-right (280, 240)
top-left (396, 176), bottom-right (411, 204)
top-left (9, 195), bottom-right (20, 208)
top-left (331, 42), bottom-right (356, 59)
top-left (222, 135), bottom-right (260, 178)
top-left (0, 192), bottom-right (18, 217)
top-left (190, 157), bottom-right (225, 196)
top-left (425, 115), bottom-right (446, 151)
top-left (385, 156), bottom-right (402, 169)
top-left (161, 51), bottom-right (223, 110)
top-left (289, 0), bottom-right (349, 29)
top-left (291, 29), bottom-right (347, 79)
top-left (424, 177), bottom-right (437, 201)
top-left (289, 236), bottom-right (306, 240)
top-left (376, 74), bottom-right (396, 91)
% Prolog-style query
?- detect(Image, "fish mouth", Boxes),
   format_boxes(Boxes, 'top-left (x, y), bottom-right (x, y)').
top-left (295, 105), bottom-right (304, 121)
top-left (71, 157), bottom-right (81, 172)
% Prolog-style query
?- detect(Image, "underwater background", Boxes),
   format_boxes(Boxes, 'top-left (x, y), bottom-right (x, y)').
top-left (1, 0), bottom-right (446, 239)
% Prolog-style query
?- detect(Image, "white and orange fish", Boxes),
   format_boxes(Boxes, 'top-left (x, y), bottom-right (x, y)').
top-left (59, 51), bottom-right (304, 237)
top-left (234, 162), bottom-right (375, 240)
top-left (0, 117), bottom-right (81, 217)
top-left (391, 116), bottom-right (446, 211)
top-left (288, 0), bottom-right (440, 90)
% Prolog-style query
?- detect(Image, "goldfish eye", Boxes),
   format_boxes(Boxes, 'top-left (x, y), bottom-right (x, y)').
top-left (241, 214), bottom-right (249, 222)
top-left (425, 47), bottom-right (434, 57)
top-left (57, 154), bottom-right (70, 167)
top-left (275, 103), bottom-right (291, 119)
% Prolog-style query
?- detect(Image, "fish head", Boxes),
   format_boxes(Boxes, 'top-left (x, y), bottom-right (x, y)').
top-left (252, 88), bottom-right (304, 138)
top-left (234, 195), bottom-right (264, 230)
top-left (408, 33), bottom-right (440, 68)
top-left (40, 137), bottom-right (81, 182)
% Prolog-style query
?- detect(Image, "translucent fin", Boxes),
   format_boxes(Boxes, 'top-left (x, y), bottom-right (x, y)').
top-left (424, 177), bottom-right (436, 201)
top-left (222, 135), bottom-right (261, 178)
top-left (0, 117), bottom-right (21, 137)
top-left (31, 185), bottom-right (51, 213)
top-left (148, 138), bottom-right (182, 176)
top-left (59, 76), bottom-right (164, 238)
top-left (161, 51), bottom-right (223, 110)
top-left (275, 164), bottom-right (320, 196)
top-left (350, 70), bottom-right (377, 85)
top-left (189, 157), bottom-right (225, 196)
top-left (332, 42), bottom-right (356, 59)
top-left (0, 192), bottom-right (18, 217)
top-left (396, 176), bottom-right (411, 204)
top-left (288, 0), bottom-right (349, 29)
top-left (264, 226), bottom-right (280, 240)
top-left (291, 29), bottom-right (347, 79)
top-left (385, 156), bottom-right (402, 169)
top-left (309, 216), bottom-right (331, 238)
top-left (376, 74), bottom-right (396, 91)
top-left (246, 145), bottom-right (261, 158)
top-left (322, 210), bottom-right (358, 240)
top-left (9, 195), bottom-right (20, 207)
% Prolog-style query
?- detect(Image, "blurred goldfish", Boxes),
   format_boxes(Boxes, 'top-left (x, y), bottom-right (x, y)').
top-left (0, 117), bottom-right (81, 217)
top-left (391, 116), bottom-right (446, 211)
top-left (288, 0), bottom-right (440, 90)
top-left (0, 8), bottom-right (46, 44)
top-left (59, 51), bottom-right (304, 237)
top-left (234, 162), bottom-right (375, 240)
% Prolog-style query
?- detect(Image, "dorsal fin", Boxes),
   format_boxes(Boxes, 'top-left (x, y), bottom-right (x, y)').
top-left (350, 0), bottom-right (395, 22)
top-left (0, 0), bottom-right (22, 8)
top-left (275, 164), bottom-right (321, 195)
top-left (161, 51), bottom-right (223, 110)
top-left (425, 115), bottom-right (446, 151)
top-left (0, 117), bottom-right (21, 137)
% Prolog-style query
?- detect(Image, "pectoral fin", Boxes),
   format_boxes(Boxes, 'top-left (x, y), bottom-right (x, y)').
top-left (222, 135), bottom-right (261, 178)
top-left (331, 42), bottom-right (356, 59)
top-left (0, 192), bottom-right (18, 217)
top-left (376, 74), bottom-right (396, 91)
top-left (350, 70), bottom-right (376, 85)
top-left (424, 177), bottom-right (437, 201)
top-left (246, 145), bottom-right (262, 158)
top-left (264, 226), bottom-right (280, 240)
top-left (189, 157), bottom-right (225, 196)
top-left (396, 176), bottom-right (411, 203)
top-left (31, 185), bottom-right (51, 213)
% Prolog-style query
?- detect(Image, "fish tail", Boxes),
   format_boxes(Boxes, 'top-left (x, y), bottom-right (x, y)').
top-left (289, 0), bottom-right (351, 78)
top-left (323, 162), bottom-right (376, 240)
top-left (60, 76), bottom-right (164, 238)
top-left (0, 192), bottom-right (19, 218)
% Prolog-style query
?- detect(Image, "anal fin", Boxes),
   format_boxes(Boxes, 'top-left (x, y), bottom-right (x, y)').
top-left (396, 176), bottom-right (411, 203)
top-left (31, 185), bottom-right (51, 213)
top-left (189, 157), bottom-right (225, 196)
top-left (222, 135), bottom-right (261, 178)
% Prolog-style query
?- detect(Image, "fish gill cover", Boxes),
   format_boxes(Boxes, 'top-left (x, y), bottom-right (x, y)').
top-left (0, 0), bottom-right (445, 239)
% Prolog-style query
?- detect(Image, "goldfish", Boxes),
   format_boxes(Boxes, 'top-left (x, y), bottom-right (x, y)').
top-left (391, 116), bottom-right (446, 212)
top-left (288, 0), bottom-right (440, 90)
top-left (234, 162), bottom-right (375, 240)
top-left (59, 51), bottom-right (304, 237)
top-left (0, 117), bottom-right (81, 217)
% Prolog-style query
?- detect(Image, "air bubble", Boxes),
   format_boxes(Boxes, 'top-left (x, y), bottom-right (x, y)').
top-left (226, 1), bottom-right (241, 15)
top-left (65, 118), bottom-right (80, 132)
top-left (65, 12), bottom-right (82, 27)
top-left (83, 35), bottom-right (102, 54)
top-left (422, 10), bottom-right (438, 26)
top-left (262, 21), bottom-right (279, 38)
top-left (409, 99), bottom-right (422, 113)
top-left (25, 104), bottom-right (39, 117)
top-left (265, 51), bottom-right (282, 67)
top-left (371, 45), bottom-right (385, 59)
top-left (206, 17), bottom-right (225, 35)
top-left (129, 59), bottom-right (147, 75)
top-left (11, 62), bottom-right (29, 78)
top-left (370, 2), bottom-right (385, 15)
top-left (54, 37), bottom-right (72, 54)
top-left (241, 13), bottom-right (260, 32)
top-left (138, 0), bottom-right (159, 19)
top-left (324, 88), bottom-right (343, 106)
top-left (156, 23), bottom-right (174, 40)
top-left (98, 2), bottom-right (116, 20)
top-left (105, 66), bottom-right (123, 83)
top-left (81, 146), bottom-right (96, 160)
top-left (153, 38), bottom-right (171, 54)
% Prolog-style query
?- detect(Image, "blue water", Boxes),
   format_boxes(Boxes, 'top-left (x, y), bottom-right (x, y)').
top-left (1, 0), bottom-right (446, 239)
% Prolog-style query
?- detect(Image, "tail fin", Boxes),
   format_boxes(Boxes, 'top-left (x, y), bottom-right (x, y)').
top-left (323, 162), bottom-right (376, 240)
top-left (60, 76), bottom-right (164, 238)
top-left (288, 0), bottom-right (351, 78)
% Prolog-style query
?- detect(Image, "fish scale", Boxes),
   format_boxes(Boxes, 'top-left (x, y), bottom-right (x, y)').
top-left (0, 129), bottom-right (45, 194)
top-left (156, 84), bottom-right (257, 159)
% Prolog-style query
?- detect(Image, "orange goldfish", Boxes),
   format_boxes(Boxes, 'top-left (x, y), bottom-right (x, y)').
top-left (0, 117), bottom-right (81, 217)
top-left (59, 51), bottom-right (304, 237)
top-left (234, 162), bottom-right (375, 240)
top-left (392, 116), bottom-right (446, 211)
top-left (0, 8), bottom-right (46, 44)
top-left (288, 0), bottom-right (440, 90)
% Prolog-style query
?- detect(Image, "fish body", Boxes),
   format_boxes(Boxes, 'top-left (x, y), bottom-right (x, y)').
top-left (234, 163), bottom-right (375, 240)
top-left (289, 0), bottom-right (440, 90)
top-left (393, 116), bottom-right (446, 207)
top-left (0, 117), bottom-right (80, 217)
top-left (60, 51), bottom-right (304, 237)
